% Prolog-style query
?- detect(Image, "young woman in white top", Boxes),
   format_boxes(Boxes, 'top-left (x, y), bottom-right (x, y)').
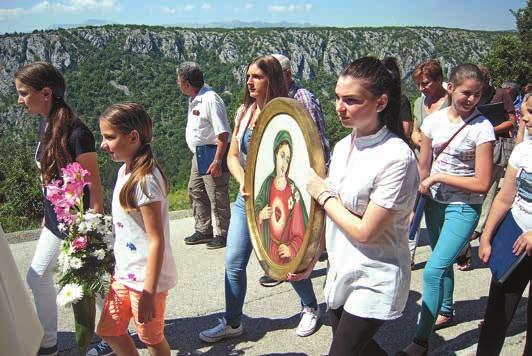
top-left (400, 64), bottom-right (495, 356)
top-left (97, 103), bottom-right (177, 356)
top-left (477, 115), bottom-right (532, 355)
top-left (293, 56), bottom-right (419, 355)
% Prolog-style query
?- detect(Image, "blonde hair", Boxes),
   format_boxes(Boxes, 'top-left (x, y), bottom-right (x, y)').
top-left (99, 103), bottom-right (168, 211)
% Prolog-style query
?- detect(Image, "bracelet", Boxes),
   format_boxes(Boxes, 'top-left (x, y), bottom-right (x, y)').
top-left (321, 195), bottom-right (335, 207)
top-left (316, 190), bottom-right (329, 203)
top-left (318, 191), bottom-right (334, 206)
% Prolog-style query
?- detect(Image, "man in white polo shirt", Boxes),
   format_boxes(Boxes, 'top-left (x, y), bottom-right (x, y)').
top-left (177, 62), bottom-right (231, 249)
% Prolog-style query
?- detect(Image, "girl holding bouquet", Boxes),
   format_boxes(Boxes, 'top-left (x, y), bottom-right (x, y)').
top-left (15, 62), bottom-right (104, 356)
top-left (96, 103), bottom-right (177, 356)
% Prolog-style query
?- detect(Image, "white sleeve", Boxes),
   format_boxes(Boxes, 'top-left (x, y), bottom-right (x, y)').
top-left (207, 94), bottom-right (230, 136)
top-left (370, 152), bottom-right (419, 210)
top-left (420, 114), bottom-right (434, 139)
top-left (508, 142), bottom-right (525, 170)
top-left (135, 173), bottom-right (164, 207)
top-left (474, 118), bottom-right (496, 146)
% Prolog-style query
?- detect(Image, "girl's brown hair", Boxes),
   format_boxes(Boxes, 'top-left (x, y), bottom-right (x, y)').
top-left (242, 55), bottom-right (288, 110)
top-left (99, 103), bottom-right (168, 211)
top-left (15, 62), bottom-right (81, 183)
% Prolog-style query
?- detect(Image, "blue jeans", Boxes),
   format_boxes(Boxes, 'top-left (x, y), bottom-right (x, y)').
top-left (414, 199), bottom-right (481, 343)
top-left (224, 194), bottom-right (318, 326)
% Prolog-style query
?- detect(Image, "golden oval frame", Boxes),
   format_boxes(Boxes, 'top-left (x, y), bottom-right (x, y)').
top-left (245, 97), bottom-right (326, 281)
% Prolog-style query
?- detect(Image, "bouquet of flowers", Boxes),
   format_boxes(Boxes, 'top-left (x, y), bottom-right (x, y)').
top-left (45, 162), bottom-right (114, 354)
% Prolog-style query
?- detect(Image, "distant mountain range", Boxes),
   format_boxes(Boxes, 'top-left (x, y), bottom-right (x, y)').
top-left (0, 24), bottom-right (513, 232)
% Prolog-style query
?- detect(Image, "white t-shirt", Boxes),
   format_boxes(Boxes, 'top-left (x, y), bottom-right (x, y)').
top-left (324, 126), bottom-right (419, 320)
top-left (112, 165), bottom-right (177, 292)
top-left (185, 85), bottom-right (230, 152)
top-left (508, 141), bottom-right (532, 232)
top-left (421, 108), bottom-right (495, 204)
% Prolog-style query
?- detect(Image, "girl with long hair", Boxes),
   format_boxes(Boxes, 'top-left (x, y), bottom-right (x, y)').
top-left (15, 61), bottom-right (104, 356)
top-left (399, 64), bottom-right (495, 356)
top-left (96, 103), bottom-right (177, 356)
top-left (199, 55), bottom-right (321, 342)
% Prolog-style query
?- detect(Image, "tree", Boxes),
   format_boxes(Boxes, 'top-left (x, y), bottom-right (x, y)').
top-left (483, 0), bottom-right (532, 86)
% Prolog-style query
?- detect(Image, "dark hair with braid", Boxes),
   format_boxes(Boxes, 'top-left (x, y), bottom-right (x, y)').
top-left (99, 103), bottom-right (168, 212)
top-left (15, 62), bottom-right (80, 183)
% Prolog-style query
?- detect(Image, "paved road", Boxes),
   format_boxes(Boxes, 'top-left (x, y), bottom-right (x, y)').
top-left (8, 217), bottom-right (528, 355)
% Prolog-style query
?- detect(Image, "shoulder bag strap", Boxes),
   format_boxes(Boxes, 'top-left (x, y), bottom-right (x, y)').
top-left (433, 113), bottom-right (482, 162)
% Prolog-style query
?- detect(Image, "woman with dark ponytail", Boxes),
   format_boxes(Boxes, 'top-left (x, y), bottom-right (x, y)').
top-left (293, 57), bottom-right (419, 355)
top-left (15, 61), bottom-right (104, 356)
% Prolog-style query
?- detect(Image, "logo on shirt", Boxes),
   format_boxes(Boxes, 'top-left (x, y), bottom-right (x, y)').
top-left (193, 109), bottom-right (200, 116)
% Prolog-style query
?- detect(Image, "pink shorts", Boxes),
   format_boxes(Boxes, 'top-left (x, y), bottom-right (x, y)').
top-left (96, 280), bottom-right (168, 345)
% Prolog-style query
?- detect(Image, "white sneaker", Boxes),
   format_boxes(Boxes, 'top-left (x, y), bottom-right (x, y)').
top-left (199, 318), bottom-right (243, 343)
top-left (296, 306), bottom-right (320, 337)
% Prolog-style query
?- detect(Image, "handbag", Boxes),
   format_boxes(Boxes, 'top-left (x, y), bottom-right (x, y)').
top-left (493, 137), bottom-right (515, 167)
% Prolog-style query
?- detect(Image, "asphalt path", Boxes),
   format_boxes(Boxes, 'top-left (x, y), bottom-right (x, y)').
top-left (7, 217), bottom-right (528, 355)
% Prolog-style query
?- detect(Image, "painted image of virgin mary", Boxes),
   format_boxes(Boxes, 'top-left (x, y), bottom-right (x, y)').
top-left (255, 130), bottom-right (308, 265)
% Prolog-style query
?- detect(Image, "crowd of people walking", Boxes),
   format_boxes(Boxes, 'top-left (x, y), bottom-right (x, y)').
top-left (4, 50), bottom-right (532, 356)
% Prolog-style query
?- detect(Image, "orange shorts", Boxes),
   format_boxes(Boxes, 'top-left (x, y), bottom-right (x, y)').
top-left (96, 280), bottom-right (168, 345)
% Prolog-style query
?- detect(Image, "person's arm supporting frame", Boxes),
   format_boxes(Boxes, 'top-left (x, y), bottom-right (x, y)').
top-left (418, 132), bottom-right (494, 195)
top-left (306, 169), bottom-right (397, 245)
top-left (138, 201), bottom-right (165, 324)
top-left (76, 152), bottom-right (104, 213)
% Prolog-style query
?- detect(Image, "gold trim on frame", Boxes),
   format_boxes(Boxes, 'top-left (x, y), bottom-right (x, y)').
top-left (245, 97), bottom-right (326, 281)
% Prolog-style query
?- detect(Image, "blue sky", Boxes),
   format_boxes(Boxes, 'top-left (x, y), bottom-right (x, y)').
top-left (0, 0), bottom-right (526, 34)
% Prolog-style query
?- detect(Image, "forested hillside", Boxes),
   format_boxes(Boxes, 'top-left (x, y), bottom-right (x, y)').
top-left (0, 25), bottom-right (510, 231)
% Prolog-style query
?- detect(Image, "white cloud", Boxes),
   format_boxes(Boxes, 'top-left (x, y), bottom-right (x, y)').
top-left (184, 4), bottom-right (194, 11)
top-left (0, 7), bottom-right (24, 21)
top-left (201, 3), bottom-right (211, 10)
top-left (244, 3), bottom-right (254, 10)
top-left (0, 0), bottom-right (120, 19)
top-left (268, 3), bottom-right (313, 13)
top-left (161, 6), bottom-right (176, 14)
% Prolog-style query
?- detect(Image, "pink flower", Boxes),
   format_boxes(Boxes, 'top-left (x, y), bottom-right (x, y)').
top-left (54, 205), bottom-right (75, 224)
top-left (72, 235), bottom-right (89, 252)
top-left (62, 162), bottom-right (90, 186)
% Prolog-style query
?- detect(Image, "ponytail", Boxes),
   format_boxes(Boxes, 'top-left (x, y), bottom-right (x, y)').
top-left (340, 56), bottom-right (408, 145)
top-left (99, 103), bottom-right (168, 212)
top-left (15, 62), bottom-right (81, 183)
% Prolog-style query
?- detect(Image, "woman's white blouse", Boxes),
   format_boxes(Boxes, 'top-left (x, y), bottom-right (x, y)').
top-left (324, 126), bottom-right (419, 320)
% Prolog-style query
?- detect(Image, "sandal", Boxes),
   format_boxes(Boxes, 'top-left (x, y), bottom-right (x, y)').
top-left (456, 244), bottom-right (472, 271)
top-left (434, 313), bottom-right (454, 330)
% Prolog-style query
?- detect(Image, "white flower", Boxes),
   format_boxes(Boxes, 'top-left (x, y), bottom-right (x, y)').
top-left (56, 283), bottom-right (84, 307)
top-left (78, 221), bottom-right (89, 234)
top-left (69, 257), bottom-right (83, 269)
top-left (58, 223), bottom-right (66, 232)
top-left (93, 249), bottom-right (106, 261)
top-left (57, 251), bottom-right (70, 273)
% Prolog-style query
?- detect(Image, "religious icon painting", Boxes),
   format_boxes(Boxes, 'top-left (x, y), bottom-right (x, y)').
top-left (245, 97), bottom-right (326, 281)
